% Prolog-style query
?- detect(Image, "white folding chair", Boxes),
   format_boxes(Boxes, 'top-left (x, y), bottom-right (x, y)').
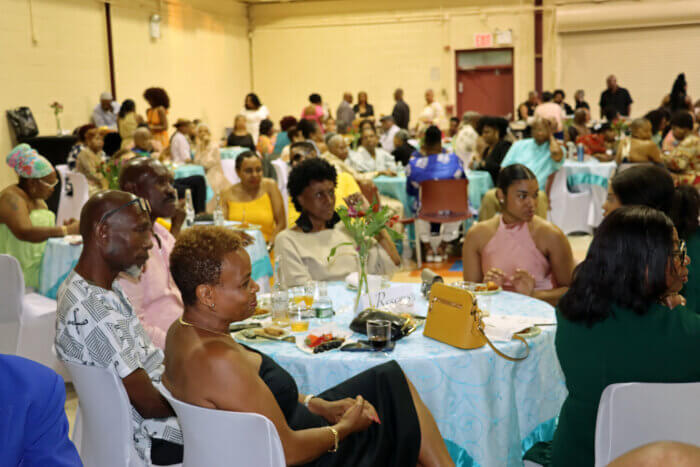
top-left (548, 168), bottom-right (593, 235)
top-left (594, 382), bottom-right (700, 466)
top-left (64, 361), bottom-right (147, 467)
top-left (0, 254), bottom-right (67, 379)
top-left (220, 159), bottom-right (240, 185)
top-left (56, 167), bottom-right (90, 226)
top-left (272, 158), bottom-right (290, 221)
top-left (159, 385), bottom-right (285, 467)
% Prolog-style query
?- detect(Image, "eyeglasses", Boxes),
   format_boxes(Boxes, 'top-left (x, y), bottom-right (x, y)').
top-left (98, 197), bottom-right (151, 226)
top-left (672, 240), bottom-right (687, 265)
top-left (38, 179), bottom-right (59, 189)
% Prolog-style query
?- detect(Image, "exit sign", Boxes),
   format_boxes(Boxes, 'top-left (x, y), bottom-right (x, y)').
top-left (474, 33), bottom-right (493, 48)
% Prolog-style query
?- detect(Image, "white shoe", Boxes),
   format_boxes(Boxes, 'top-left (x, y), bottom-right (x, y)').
top-left (425, 254), bottom-right (438, 263)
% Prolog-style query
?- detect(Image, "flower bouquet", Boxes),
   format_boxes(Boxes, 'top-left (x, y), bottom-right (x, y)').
top-left (50, 101), bottom-right (63, 134)
top-left (99, 157), bottom-right (131, 190)
top-left (328, 195), bottom-right (402, 312)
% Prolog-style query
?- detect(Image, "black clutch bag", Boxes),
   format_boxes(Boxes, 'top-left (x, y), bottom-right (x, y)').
top-left (349, 309), bottom-right (417, 341)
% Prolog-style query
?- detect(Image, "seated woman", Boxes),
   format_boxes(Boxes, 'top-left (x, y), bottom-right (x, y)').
top-left (0, 145), bottom-right (79, 289)
top-left (274, 116), bottom-right (297, 156)
top-left (470, 116), bottom-right (512, 184)
top-left (603, 165), bottom-right (700, 311)
top-left (564, 108), bottom-right (590, 143)
top-left (220, 151), bottom-right (285, 243)
top-left (117, 99), bottom-right (144, 149)
top-left (644, 108), bottom-right (670, 148)
top-left (275, 158), bottom-right (400, 288)
top-left (226, 114), bottom-right (256, 152)
top-left (462, 164), bottom-right (574, 305)
top-left (576, 122), bottom-right (617, 162)
top-left (66, 124), bottom-right (96, 170)
top-left (391, 129), bottom-right (415, 167)
top-left (662, 111), bottom-right (700, 187)
top-left (615, 118), bottom-right (663, 165)
top-left (75, 127), bottom-right (108, 195)
top-left (406, 125), bottom-right (465, 263)
top-left (257, 119), bottom-right (275, 158)
top-left (523, 206), bottom-right (700, 467)
top-left (193, 123), bottom-right (229, 196)
top-left (164, 226), bottom-right (454, 467)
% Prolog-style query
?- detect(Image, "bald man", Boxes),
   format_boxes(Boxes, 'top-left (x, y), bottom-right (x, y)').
top-left (600, 74), bottom-right (633, 118)
top-left (55, 191), bottom-right (183, 465)
top-left (118, 158), bottom-right (186, 349)
top-left (616, 118), bottom-right (662, 164)
top-left (417, 89), bottom-right (445, 132)
top-left (336, 92), bottom-right (355, 134)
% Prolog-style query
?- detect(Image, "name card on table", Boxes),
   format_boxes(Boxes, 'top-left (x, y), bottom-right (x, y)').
top-left (356, 285), bottom-right (415, 314)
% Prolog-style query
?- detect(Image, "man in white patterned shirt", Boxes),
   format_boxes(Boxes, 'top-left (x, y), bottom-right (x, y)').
top-left (55, 191), bottom-right (183, 465)
top-left (349, 127), bottom-right (398, 176)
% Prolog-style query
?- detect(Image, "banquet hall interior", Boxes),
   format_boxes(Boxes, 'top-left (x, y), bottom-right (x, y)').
top-left (1, 0), bottom-right (699, 466)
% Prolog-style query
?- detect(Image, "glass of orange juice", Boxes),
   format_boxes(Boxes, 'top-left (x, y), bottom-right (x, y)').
top-left (291, 285), bottom-right (313, 311)
top-left (290, 305), bottom-right (309, 332)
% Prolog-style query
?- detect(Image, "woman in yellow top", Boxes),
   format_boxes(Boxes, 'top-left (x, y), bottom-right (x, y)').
top-left (220, 151), bottom-right (286, 243)
top-left (286, 142), bottom-right (362, 226)
top-left (0, 145), bottom-right (79, 289)
top-left (143, 87), bottom-right (170, 149)
top-left (117, 99), bottom-right (144, 149)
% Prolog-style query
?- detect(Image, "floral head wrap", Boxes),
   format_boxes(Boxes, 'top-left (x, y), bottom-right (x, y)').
top-left (6, 144), bottom-right (53, 179)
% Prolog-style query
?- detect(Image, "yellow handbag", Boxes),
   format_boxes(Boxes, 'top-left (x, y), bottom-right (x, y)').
top-left (423, 282), bottom-right (529, 361)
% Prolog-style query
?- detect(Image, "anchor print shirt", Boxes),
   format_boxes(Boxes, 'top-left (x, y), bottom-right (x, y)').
top-left (55, 270), bottom-right (182, 463)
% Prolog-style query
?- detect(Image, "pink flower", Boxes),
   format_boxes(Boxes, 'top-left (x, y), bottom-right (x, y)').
top-left (347, 205), bottom-right (358, 218)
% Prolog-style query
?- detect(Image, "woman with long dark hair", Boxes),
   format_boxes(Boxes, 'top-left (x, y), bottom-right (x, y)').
top-left (117, 99), bottom-right (144, 149)
top-left (524, 206), bottom-right (700, 467)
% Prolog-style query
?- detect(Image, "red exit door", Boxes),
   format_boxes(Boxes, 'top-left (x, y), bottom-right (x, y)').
top-left (456, 49), bottom-right (514, 119)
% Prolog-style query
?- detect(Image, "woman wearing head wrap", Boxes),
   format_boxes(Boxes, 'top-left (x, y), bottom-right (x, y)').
top-left (0, 144), bottom-right (79, 288)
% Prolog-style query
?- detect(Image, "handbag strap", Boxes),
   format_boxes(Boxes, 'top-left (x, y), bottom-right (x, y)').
top-left (478, 327), bottom-right (530, 362)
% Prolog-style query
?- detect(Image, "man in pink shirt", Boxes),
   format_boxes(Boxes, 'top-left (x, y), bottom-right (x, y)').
top-left (534, 91), bottom-right (564, 133)
top-left (118, 158), bottom-right (186, 348)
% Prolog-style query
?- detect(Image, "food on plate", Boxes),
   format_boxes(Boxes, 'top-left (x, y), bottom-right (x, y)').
top-left (255, 326), bottom-right (285, 338)
top-left (304, 333), bottom-right (345, 352)
top-left (474, 281), bottom-right (499, 292)
top-left (253, 307), bottom-right (271, 316)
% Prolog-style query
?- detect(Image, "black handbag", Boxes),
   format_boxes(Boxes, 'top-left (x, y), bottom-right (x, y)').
top-left (6, 107), bottom-right (39, 139)
top-left (349, 309), bottom-right (417, 341)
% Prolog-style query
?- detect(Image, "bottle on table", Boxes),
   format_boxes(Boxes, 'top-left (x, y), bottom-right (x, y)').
top-left (213, 193), bottom-right (224, 226)
top-left (184, 188), bottom-right (195, 227)
top-left (577, 143), bottom-right (585, 162)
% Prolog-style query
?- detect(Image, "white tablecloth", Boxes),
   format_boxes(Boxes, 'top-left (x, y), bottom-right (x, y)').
top-left (563, 160), bottom-right (617, 228)
top-left (244, 283), bottom-right (566, 467)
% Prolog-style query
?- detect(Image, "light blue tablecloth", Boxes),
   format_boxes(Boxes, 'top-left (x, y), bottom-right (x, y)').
top-left (245, 283), bottom-right (566, 467)
top-left (38, 228), bottom-right (273, 299)
top-left (219, 146), bottom-right (250, 160)
top-left (173, 164), bottom-right (214, 202)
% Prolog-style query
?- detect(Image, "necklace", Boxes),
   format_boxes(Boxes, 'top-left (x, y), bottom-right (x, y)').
top-left (178, 316), bottom-right (230, 337)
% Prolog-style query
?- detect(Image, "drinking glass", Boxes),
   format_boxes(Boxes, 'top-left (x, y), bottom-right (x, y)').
top-left (271, 290), bottom-right (290, 327)
top-left (366, 319), bottom-right (391, 350)
top-left (290, 304), bottom-right (309, 332)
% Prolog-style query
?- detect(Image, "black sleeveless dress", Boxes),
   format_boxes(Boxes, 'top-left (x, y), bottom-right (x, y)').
top-left (253, 348), bottom-right (421, 467)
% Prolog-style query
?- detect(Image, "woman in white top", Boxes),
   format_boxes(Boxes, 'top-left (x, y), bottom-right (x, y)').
top-left (275, 158), bottom-right (400, 288)
top-left (193, 124), bottom-right (229, 196)
top-left (242, 93), bottom-right (269, 143)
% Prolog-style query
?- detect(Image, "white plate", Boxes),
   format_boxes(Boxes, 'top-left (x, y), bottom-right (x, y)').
top-left (452, 281), bottom-right (502, 295)
top-left (295, 325), bottom-right (353, 355)
top-left (64, 235), bottom-right (83, 245)
top-left (232, 327), bottom-right (290, 343)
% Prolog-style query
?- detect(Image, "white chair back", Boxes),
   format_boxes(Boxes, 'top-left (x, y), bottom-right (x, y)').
top-left (271, 159), bottom-right (289, 220)
top-left (0, 255), bottom-right (24, 354)
top-left (159, 385), bottom-right (285, 467)
top-left (547, 168), bottom-right (593, 235)
top-left (221, 159), bottom-right (240, 185)
top-left (594, 382), bottom-right (700, 466)
top-left (57, 168), bottom-right (90, 226)
top-left (64, 361), bottom-right (146, 467)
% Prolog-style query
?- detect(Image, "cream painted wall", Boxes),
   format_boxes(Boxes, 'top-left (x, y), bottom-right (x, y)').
top-left (0, 0), bottom-right (250, 191)
top-left (0, 0), bottom-right (110, 189)
top-left (250, 0), bottom-right (551, 127)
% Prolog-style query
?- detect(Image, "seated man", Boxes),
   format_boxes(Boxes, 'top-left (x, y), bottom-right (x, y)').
top-left (406, 125), bottom-right (465, 262)
top-left (663, 111), bottom-right (700, 186)
top-left (349, 127), bottom-right (398, 176)
top-left (615, 118), bottom-right (662, 165)
top-left (92, 91), bottom-right (119, 130)
top-left (118, 158), bottom-right (186, 349)
top-left (169, 119), bottom-right (194, 164)
top-left (55, 191), bottom-right (183, 466)
top-left (453, 111), bottom-right (481, 167)
top-left (0, 354), bottom-right (81, 466)
top-left (479, 118), bottom-right (564, 221)
top-left (379, 115), bottom-right (400, 153)
top-left (576, 122), bottom-right (617, 161)
top-left (131, 126), bottom-right (208, 212)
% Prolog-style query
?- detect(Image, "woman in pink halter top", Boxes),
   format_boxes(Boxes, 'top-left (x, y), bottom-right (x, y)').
top-left (462, 164), bottom-right (575, 305)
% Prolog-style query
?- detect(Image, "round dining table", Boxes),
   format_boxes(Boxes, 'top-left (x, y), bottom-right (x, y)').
top-left (243, 282), bottom-right (566, 467)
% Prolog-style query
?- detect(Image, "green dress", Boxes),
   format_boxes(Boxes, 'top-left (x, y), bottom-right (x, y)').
top-left (681, 229), bottom-right (700, 313)
top-left (525, 303), bottom-right (700, 466)
top-left (0, 209), bottom-right (55, 289)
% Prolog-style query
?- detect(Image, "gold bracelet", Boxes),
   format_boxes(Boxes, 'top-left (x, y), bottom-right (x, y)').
top-left (327, 426), bottom-right (339, 453)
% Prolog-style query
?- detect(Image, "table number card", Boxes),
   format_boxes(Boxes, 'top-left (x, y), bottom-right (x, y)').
top-left (356, 285), bottom-right (415, 314)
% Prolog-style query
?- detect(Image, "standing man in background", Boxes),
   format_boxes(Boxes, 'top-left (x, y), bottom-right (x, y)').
top-left (92, 91), bottom-right (120, 130)
top-left (417, 89), bottom-right (444, 131)
top-left (336, 92), bottom-right (355, 134)
top-left (391, 88), bottom-right (410, 130)
top-left (600, 75), bottom-right (633, 118)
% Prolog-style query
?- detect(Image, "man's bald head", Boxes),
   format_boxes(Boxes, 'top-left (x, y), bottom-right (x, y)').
top-left (79, 190), bottom-right (141, 241)
top-left (119, 157), bottom-right (165, 191)
top-left (119, 157), bottom-right (177, 219)
top-left (343, 92), bottom-right (353, 103)
top-left (133, 127), bottom-right (152, 150)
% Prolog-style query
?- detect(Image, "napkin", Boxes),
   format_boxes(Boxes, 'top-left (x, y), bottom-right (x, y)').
top-left (344, 272), bottom-right (384, 292)
top-left (482, 314), bottom-right (555, 342)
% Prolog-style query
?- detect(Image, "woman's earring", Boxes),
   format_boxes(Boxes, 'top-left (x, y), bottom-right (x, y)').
top-left (209, 303), bottom-right (216, 311)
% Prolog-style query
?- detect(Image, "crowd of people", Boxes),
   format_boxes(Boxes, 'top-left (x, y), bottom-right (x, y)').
top-left (1, 73), bottom-right (699, 466)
